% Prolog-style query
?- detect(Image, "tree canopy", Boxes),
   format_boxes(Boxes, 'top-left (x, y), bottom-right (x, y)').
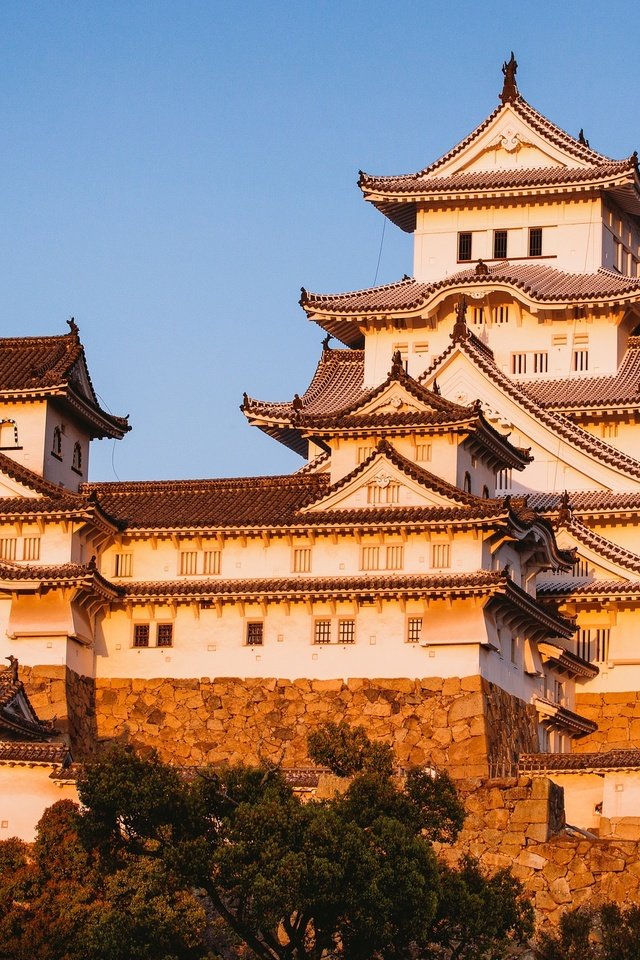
top-left (0, 724), bottom-right (533, 960)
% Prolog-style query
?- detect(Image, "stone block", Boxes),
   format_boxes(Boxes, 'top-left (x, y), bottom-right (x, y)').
top-left (517, 850), bottom-right (548, 870)
top-left (311, 679), bottom-right (344, 692)
top-left (510, 799), bottom-right (549, 824)
top-left (549, 878), bottom-right (572, 904)
top-left (460, 675), bottom-right (483, 692)
top-left (442, 677), bottom-right (461, 696)
top-left (448, 692), bottom-right (484, 724)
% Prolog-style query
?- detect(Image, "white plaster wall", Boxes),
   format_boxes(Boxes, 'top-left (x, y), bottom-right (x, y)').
top-left (0, 766), bottom-right (78, 842)
top-left (602, 771), bottom-right (640, 819)
top-left (43, 404), bottom-right (90, 492)
top-left (0, 401), bottom-right (48, 477)
top-left (576, 607), bottom-right (640, 694)
top-left (413, 199), bottom-right (603, 283)
top-left (549, 773), bottom-right (604, 830)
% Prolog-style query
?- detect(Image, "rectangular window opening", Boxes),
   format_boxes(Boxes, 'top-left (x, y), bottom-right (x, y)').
top-left (203, 550), bottom-right (221, 575)
top-left (246, 622), bottom-right (264, 646)
top-left (338, 619), bottom-right (355, 644)
top-left (458, 232), bottom-right (472, 262)
top-left (292, 547), bottom-right (311, 573)
top-left (156, 624), bottom-right (173, 647)
top-left (179, 551), bottom-right (198, 576)
top-left (407, 617), bottom-right (423, 643)
top-left (529, 228), bottom-right (543, 257)
top-left (22, 537), bottom-right (41, 561)
top-left (133, 624), bottom-right (150, 648)
top-left (114, 553), bottom-right (132, 578)
top-left (432, 543), bottom-right (451, 569)
top-left (314, 620), bottom-right (331, 645)
top-left (493, 230), bottom-right (508, 260)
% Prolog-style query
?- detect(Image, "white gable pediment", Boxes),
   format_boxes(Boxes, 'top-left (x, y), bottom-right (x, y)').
top-left (0, 470), bottom-right (42, 500)
top-left (433, 103), bottom-right (588, 179)
top-left (555, 528), bottom-right (639, 582)
top-left (355, 382), bottom-right (439, 418)
top-left (302, 450), bottom-right (463, 514)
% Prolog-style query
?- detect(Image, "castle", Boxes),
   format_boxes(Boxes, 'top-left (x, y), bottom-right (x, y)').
top-left (3, 55), bottom-right (640, 844)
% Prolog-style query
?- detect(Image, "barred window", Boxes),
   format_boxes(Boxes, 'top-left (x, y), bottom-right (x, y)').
top-left (0, 419), bottom-right (19, 449)
top-left (533, 352), bottom-right (548, 373)
top-left (495, 305), bottom-right (509, 324)
top-left (463, 471), bottom-right (472, 494)
top-left (292, 547), bottom-right (311, 573)
top-left (22, 537), bottom-right (40, 561)
top-left (180, 551), bottom-right (198, 575)
top-left (246, 622), bottom-right (264, 646)
top-left (458, 232), bottom-right (472, 261)
top-left (338, 619), bottom-right (355, 644)
top-left (472, 307), bottom-right (484, 325)
top-left (0, 538), bottom-right (17, 561)
top-left (367, 482), bottom-right (400, 505)
top-left (360, 545), bottom-right (380, 571)
top-left (602, 423), bottom-right (618, 440)
top-left (529, 228), bottom-right (543, 257)
top-left (203, 550), bottom-right (221, 575)
top-left (415, 443), bottom-right (432, 462)
top-left (496, 468), bottom-right (512, 492)
top-left (577, 628), bottom-right (610, 663)
top-left (314, 620), bottom-right (331, 644)
top-left (407, 617), bottom-right (422, 643)
top-left (133, 624), bottom-right (149, 648)
top-left (51, 426), bottom-right (62, 459)
top-left (512, 353), bottom-right (527, 375)
top-left (72, 442), bottom-right (82, 474)
top-left (114, 554), bottom-right (132, 577)
top-left (432, 543), bottom-right (450, 569)
top-left (386, 545), bottom-right (404, 570)
top-left (493, 230), bottom-right (508, 259)
top-left (156, 624), bottom-right (173, 647)
top-left (573, 349), bottom-right (589, 372)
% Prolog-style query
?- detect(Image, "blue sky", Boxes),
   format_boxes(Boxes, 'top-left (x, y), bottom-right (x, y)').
top-left (2, 0), bottom-right (638, 481)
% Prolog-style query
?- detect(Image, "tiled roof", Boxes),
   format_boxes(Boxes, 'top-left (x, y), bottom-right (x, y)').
top-left (301, 265), bottom-right (640, 329)
top-left (0, 663), bottom-right (56, 740)
top-left (422, 333), bottom-right (640, 483)
top-left (123, 571), bottom-right (508, 602)
top-left (530, 490), bottom-right (640, 518)
top-left (0, 325), bottom-right (129, 439)
top-left (86, 474), bottom-right (330, 530)
top-left (537, 578), bottom-right (640, 600)
top-left (534, 695), bottom-right (598, 737)
top-left (0, 559), bottom-right (121, 598)
top-left (0, 741), bottom-right (70, 765)
top-left (561, 517), bottom-right (640, 575)
top-left (0, 451), bottom-right (81, 499)
top-left (360, 160), bottom-right (634, 199)
top-left (519, 750), bottom-right (640, 773)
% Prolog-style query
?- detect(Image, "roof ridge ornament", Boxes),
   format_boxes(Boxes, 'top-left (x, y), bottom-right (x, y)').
top-left (66, 316), bottom-right (80, 338)
top-left (557, 490), bottom-right (573, 525)
top-left (578, 128), bottom-right (590, 148)
top-left (390, 349), bottom-right (405, 378)
top-left (499, 52), bottom-right (518, 104)
top-left (451, 296), bottom-right (470, 343)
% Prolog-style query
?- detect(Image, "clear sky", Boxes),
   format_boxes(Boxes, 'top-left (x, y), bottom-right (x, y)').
top-left (2, 0), bottom-right (638, 482)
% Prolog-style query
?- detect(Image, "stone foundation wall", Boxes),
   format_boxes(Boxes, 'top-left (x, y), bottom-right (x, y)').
top-left (574, 691), bottom-right (640, 752)
top-left (19, 665), bottom-right (96, 758)
top-left (92, 674), bottom-right (539, 777)
top-left (440, 776), bottom-right (640, 925)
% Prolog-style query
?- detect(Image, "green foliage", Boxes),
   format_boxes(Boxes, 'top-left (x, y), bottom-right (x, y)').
top-left (307, 721), bottom-right (394, 777)
top-left (0, 729), bottom-right (533, 960)
top-left (536, 903), bottom-right (640, 960)
top-left (404, 766), bottom-right (466, 843)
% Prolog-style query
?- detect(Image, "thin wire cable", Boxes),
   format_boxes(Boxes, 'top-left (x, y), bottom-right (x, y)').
top-left (373, 219), bottom-right (386, 286)
top-left (95, 389), bottom-right (122, 482)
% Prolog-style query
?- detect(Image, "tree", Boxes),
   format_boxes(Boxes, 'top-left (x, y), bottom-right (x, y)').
top-left (0, 726), bottom-right (533, 960)
top-left (536, 903), bottom-right (640, 960)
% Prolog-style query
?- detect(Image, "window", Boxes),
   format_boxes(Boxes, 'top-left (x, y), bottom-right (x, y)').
top-left (407, 617), bottom-right (423, 643)
top-left (246, 622), bottom-right (264, 646)
top-left (495, 305), bottom-right (509, 324)
top-left (512, 353), bottom-right (527, 375)
top-left (577, 628), bottom-right (610, 663)
top-left (533, 351), bottom-right (548, 373)
top-left (0, 538), bottom-right (16, 561)
top-left (72, 442), bottom-right (82, 475)
top-left (432, 543), bottom-right (450, 569)
top-left (602, 423), bottom-right (618, 439)
top-left (133, 624), bottom-right (150, 648)
top-left (482, 485), bottom-right (490, 499)
top-left (573, 349), bottom-right (589, 372)
top-left (180, 551), bottom-right (198, 575)
top-left (510, 635), bottom-right (518, 665)
top-left (415, 443), bottom-right (432, 462)
top-left (51, 426), bottom-right (62, 460)
top-left (203, 550), bottom-right (221, 575)
top-left (496, 468), bottom-right (512, 492)
top-left (114, 553), bottom-right (132, 577)
top-left (552, 334), bottom-right (567, 346)
top-left (528, 228), bottom-right (543, 257)
top-left (0, 419), bottom-right (19, 449)
top-left (386, 544), bottom-right (404, 570)
top-left (338, 619), bottom-right (355, 644)
top-left (472, 307), bottom-right (484, 325)
top-left (463, 471), bottom-right (472, 494)
top-left (292, 547), bottom-right (311, 573)
top-left (357, 445), bottom-right (374, 464)
top-left (458, 232), bottom-right (472, 261)
top-left (22, 537), bottom-right (40, 561)
top-left (314, 620), bottom-right (332, 644)
top-left (367, 481), bottom-right (400, 505)
top-left (156, 624), bottom-right (173, 647)
top-left (493, 230), bottom-right (508, 259)
top-left (361, 545), bottom-right (380, 571)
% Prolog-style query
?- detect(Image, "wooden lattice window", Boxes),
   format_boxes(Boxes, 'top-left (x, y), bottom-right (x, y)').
top-left (415, 443), bottom-right (431, 462)
top-left (292, 547), bottom-right (311, 573)
top-left (246, 622), bottom-right (263, 646)
top-left (360, 545), bottom-right (380, 571)
top-left (493, 230), bottom-right (508, 259)
top-left (22, 537), bottom-right (40, 561)
top-left (386, 545), bottom-right (404, 570)
top-left (133, 624), bottom-right (150, 648)
top-left (338, 619), bottom-right (355, 644)
top-left (51, 426), bottom-right (62, 460)
top-left (114, 553), bottom-right (132, 577)
top-left (156, 624), bottom-right (173, 647)
top-left (72, 442), bottom-right (82, 475)
top-left (528, 228), bottom-right (543, 257)
top-left (314, 620), bottom-right (331, 644)
top-left (432, 543), bottom-right (450, 569)
top-left (203, 550), bottom-right (221, 575)
top-left (0, 538), bottom-right (17, 561)
top-left (180, 551), bottom-right (198, 575)
top-left (407, 617), bottom-right (422, 643)
top-left (458, 232), bottom-right (472, 261)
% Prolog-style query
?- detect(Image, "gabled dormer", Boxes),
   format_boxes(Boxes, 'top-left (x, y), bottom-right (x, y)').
top-left (0, 320), bottom-right (130, 491)
top-left (359, 56), bottom-right (640, 281)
